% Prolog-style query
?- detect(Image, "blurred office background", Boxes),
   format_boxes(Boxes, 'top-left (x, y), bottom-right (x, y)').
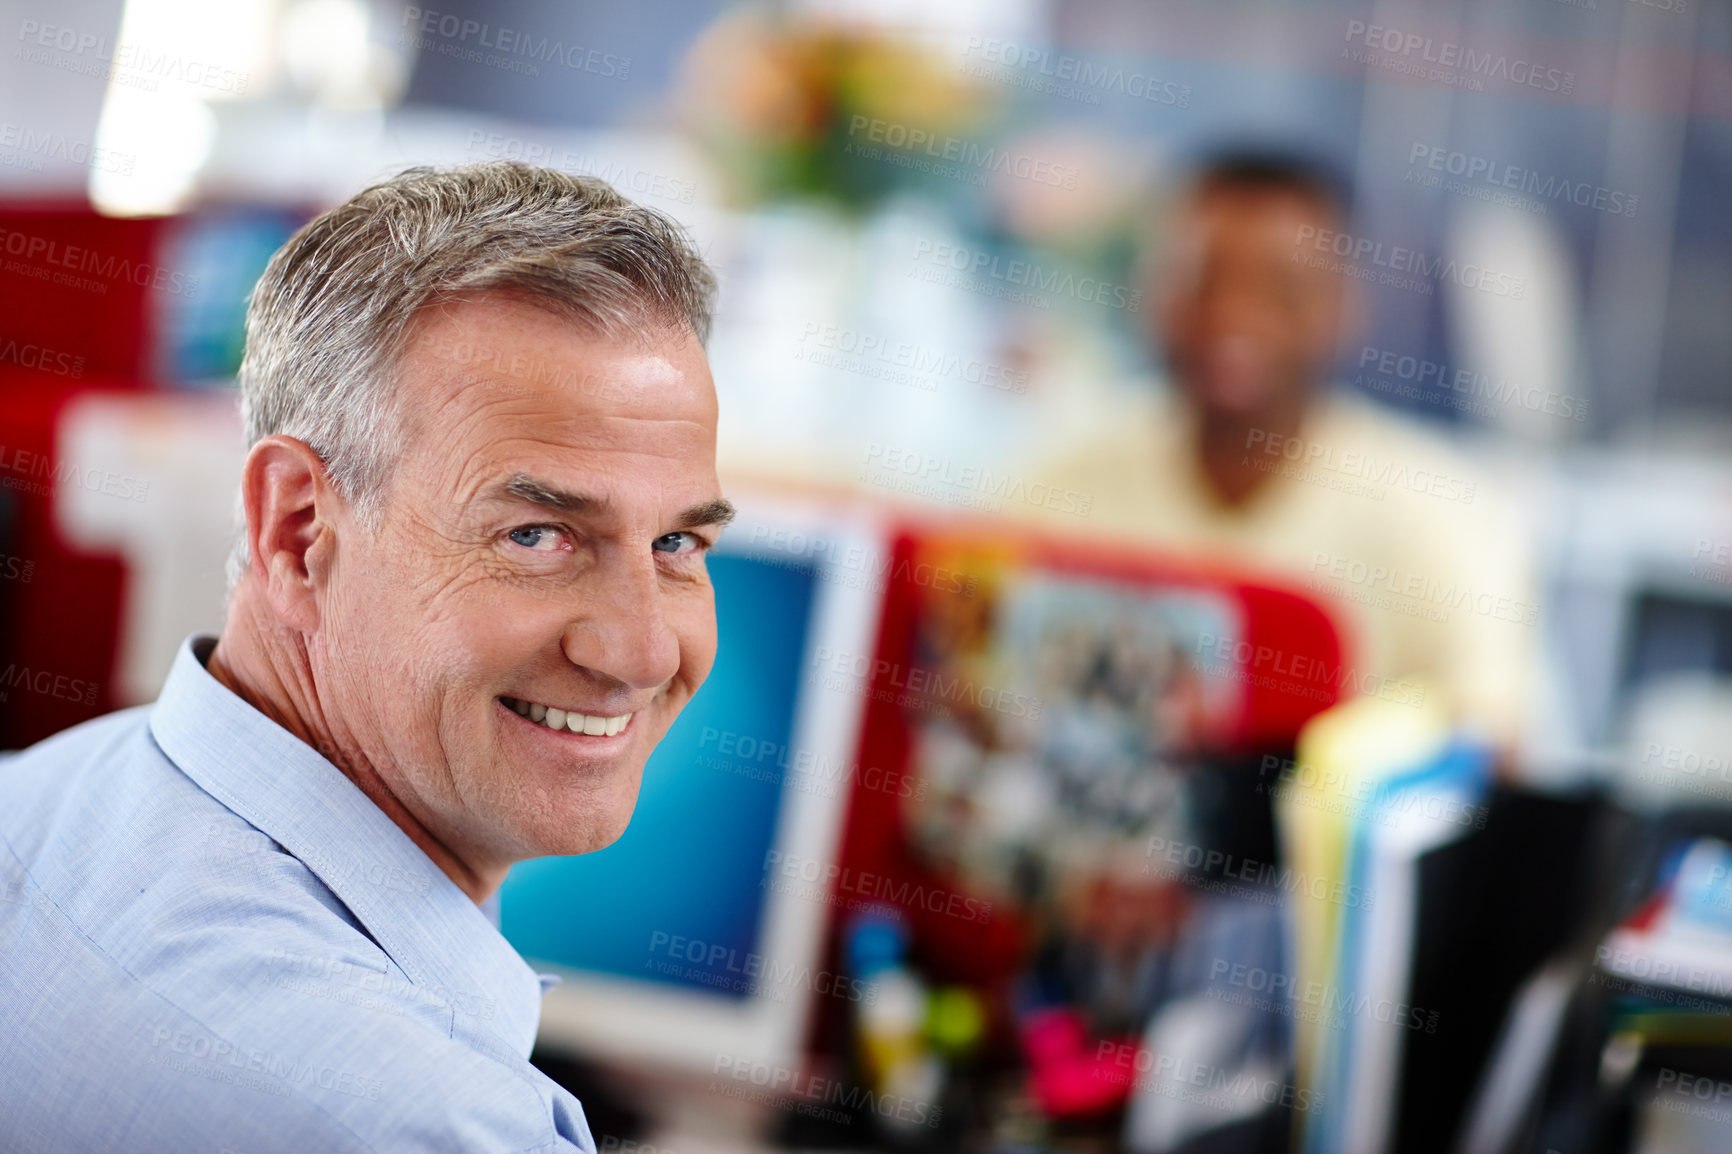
top-left (3, 0), bottom-right (1732, 1152)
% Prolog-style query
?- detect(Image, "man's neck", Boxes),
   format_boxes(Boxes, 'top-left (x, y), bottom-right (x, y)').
top-left (206, 585), bottom-right (501, 904)
top-left (1191, 395), bottom-right (1315, 509)
top-left (206, 592), bottom-right (327, 758)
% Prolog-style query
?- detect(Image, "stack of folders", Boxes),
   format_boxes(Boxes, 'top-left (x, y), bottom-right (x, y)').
top-left (1275, 690), bottom-right (1493, 1154)
top-left (1597, 837), bottom-right (1732, 1037)
top-left (1587, 839), bottom-right (1732, 1149)
top-left (1601, 839), bottom-right (1732, 996)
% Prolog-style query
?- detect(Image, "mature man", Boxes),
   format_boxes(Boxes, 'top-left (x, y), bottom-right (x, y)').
top-left (0, 164), bottom-right (733, 1152)
top-left (1041, 152), bottom-right (1537, 752)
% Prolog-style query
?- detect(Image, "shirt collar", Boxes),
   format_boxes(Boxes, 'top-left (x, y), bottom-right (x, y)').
top-left (149, 634), bottom-right (544, 1058)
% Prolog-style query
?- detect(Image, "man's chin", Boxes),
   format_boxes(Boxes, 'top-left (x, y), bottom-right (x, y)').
top-left (516, 805), bottom-right (637, 860)
top-left (1198, 381), bottom-right (1281, 419)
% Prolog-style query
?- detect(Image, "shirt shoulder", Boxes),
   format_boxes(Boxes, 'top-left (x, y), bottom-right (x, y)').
top-left (0, 707), bottom-right (593, 1154)
top-left (1025, 393), bottom-right (1201, 538)
top-left (1312, 390), bottom-right (1523, 542)
top-left (1313, 389), bottom-right (1507, 495)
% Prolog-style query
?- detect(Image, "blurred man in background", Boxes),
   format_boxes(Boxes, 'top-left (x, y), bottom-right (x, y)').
top-left (1042, 152), bottom-right (1538, 755)
top-left (1022, 154), bottom-right (1542, 1150)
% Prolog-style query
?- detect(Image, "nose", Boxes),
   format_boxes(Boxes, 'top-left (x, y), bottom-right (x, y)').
top-left (560, 548), bottom-right (681, 694)
top-left (1194, 274), bottom-right (1274, 337)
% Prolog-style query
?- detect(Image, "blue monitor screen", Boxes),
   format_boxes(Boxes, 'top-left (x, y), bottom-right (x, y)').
top-left (499, 553), bottom-right (818, 997)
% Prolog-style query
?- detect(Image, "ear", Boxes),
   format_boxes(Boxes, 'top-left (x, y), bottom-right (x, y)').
top-left (238, 435), bottom-right (341, 634)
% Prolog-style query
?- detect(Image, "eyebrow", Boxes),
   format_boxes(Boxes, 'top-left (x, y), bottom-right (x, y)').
top-left (496, 473), bottom-right (736, 530)
top-left (673, 499), bottom-right (737, 530)
top-left (500, 474), bottom-right (587, 512)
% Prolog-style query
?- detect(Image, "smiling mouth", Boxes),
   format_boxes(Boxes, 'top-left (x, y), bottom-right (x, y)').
top-left (501, 696), bottom-right (633, 737)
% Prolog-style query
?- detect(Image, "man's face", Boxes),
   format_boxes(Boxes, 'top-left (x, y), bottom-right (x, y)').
top-left (310, 297), bottom-right (728, 865)
top-left (1156, 186), bottom-right (1350, 422)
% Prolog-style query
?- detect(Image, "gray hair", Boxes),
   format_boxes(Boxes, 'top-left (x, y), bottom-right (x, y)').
top-left (226, 160), bottom-right (716, 589)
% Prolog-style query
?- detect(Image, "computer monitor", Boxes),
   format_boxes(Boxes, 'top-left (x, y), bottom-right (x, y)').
top-left (500, 495), bottom-right (885, 1074)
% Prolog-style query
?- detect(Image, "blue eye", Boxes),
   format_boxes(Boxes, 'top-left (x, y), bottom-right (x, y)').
top-left (508, 526), bottom-right (561, 551)
top-left (653, 532), bottom-right (698, 555)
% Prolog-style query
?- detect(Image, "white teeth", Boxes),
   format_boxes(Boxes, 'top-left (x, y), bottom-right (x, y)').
top-left (505, 698), bottom-right (632, 737)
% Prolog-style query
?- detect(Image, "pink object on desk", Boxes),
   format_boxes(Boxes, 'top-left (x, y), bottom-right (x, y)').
top-left (1020, 1005), bottom-right (1140, 1117)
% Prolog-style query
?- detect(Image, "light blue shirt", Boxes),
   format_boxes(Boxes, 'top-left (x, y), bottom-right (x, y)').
top-left (0, 635), bottom-right (596, 1153)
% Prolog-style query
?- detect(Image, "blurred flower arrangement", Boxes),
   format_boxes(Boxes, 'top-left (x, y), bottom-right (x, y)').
top-left (678, 9), bottom-right (994, 214)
